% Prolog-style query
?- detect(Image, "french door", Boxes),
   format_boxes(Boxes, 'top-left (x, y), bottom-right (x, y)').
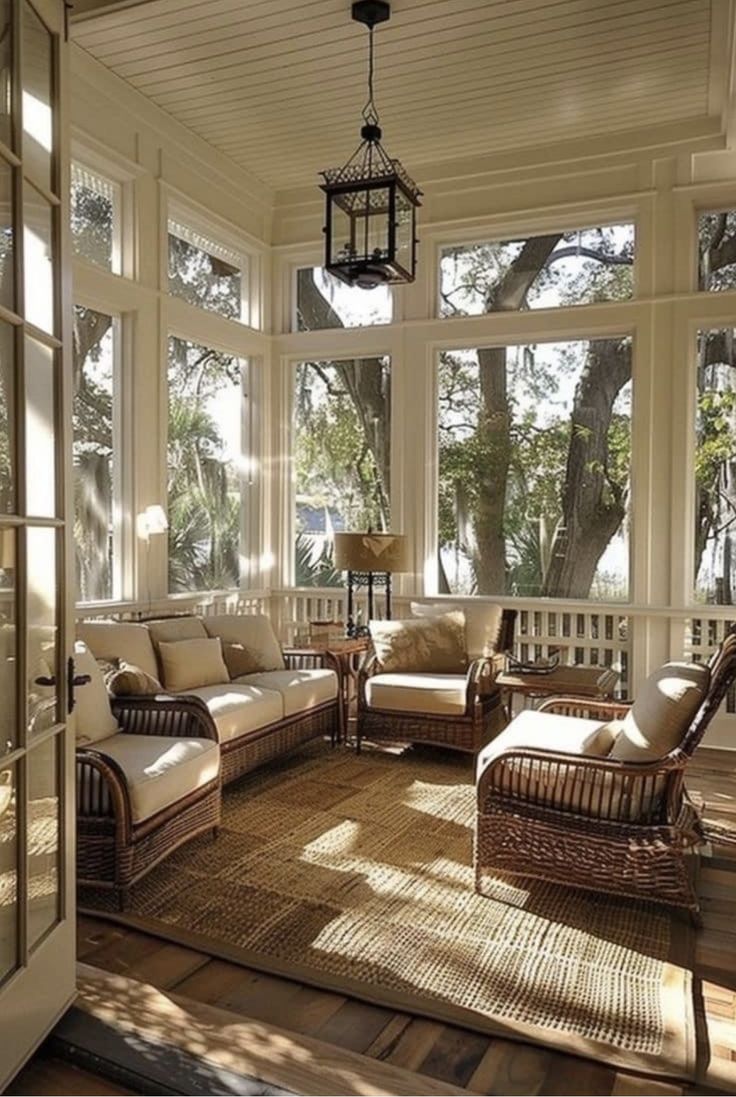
top-left (0, 0), bottom-right (74, 1088)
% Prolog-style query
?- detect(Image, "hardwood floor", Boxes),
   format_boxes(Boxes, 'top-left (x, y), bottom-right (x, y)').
top-left (8, 746), bottom-right (736, 1097)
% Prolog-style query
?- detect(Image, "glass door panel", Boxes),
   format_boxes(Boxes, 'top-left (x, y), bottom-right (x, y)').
top-left (0, 158), bottom-right (14, 312)
top-left (23, 185), bottom-right (54, 334)
top-left (27, 734), bottom-right (59, 948)
top-left (0, 321), bottom-right (13, 514)
top-left (0, 526), bottom-right (15, 752)
top-left (24, 336), bottom-right (55, 516)
top-left (26, 526), bottom-right (57, 737)
top-left (0, 760), bottom-right (17, 983)
top-left (21, 2), bottom-right (51, 192)
top-left (0, 1), bottom-right (11, 151)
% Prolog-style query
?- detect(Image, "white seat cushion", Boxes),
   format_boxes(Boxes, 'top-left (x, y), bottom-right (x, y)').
top-left (235, 668), bottom-right (338, 717)
top-left (365, 672), bottom-right (468, 716)
top-left (411, 601), bottom-right (503, 659)
top-left (610, 661), bottom-right (709, 762)
top-left (180, 684), bottom-right (283, 743)
top-left (94, 733), bottom-right (220, 823)
top-left (477, 709), bottom-right (616, 780)
top-left (77, 621), bottom-right (159, 680)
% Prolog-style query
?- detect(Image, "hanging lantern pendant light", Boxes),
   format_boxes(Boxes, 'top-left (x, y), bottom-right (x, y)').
top-left (320, 0), bottom-right (422, 289)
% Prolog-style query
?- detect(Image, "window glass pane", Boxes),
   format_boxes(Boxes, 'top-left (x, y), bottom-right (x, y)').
top-left (0, 761), bottom-right (17, 984)
top-left (0, 158), bottom-right (13, 314)
top-left (73, 306), bottom-right (116, 602)
top-left (294, 356), bottom-right (390, 586)
top-left (27, 526), bottom-right (57, 735)
top-left (27, 734), bottom-right (59, 948)
top-left (22, 1), bottom-right (53, 192)
top-left (698, 212), bottom-right (736, 291)
top-left (71, 164), bottom-right (119, 273)
top-left (25, 335), bottom-right (55, 517)
top-left (167, 336), bottom-right (244, 592)
top-left (295, 267), bottom-right (392, 330)
top-left (0, 0), bottom-right (12, 150)
top-left (438, 339), bottom-right (631, 600)
top-left (0, 320), bottom-right (14, 514)
top-left (24, 185), bottom-right (54, 334)
top-left (439, 224), bottom-right (635, 317)
top-left (168, 219), bottom-right (244, 322)
top-left (694, 329), bottom-right (736, 603)
top-left (0, 527), bottom-right (15, 753)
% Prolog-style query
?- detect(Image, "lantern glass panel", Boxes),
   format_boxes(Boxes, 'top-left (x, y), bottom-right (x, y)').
top-left (395, 188), bottom-right (414, 274)
top-left (361, 187), bottom-right (390, 261)
top-left (329, 198), bottom-right (354, 267)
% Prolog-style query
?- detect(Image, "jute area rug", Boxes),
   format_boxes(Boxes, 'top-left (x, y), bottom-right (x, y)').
top-left (82, 740), bottom-right (696, 1081)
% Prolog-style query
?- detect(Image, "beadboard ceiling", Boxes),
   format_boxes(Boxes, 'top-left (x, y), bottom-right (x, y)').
top-left (72, 0), bottom-right (728, 191)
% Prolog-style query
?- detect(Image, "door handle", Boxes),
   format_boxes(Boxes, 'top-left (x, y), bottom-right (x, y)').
top-left (67, 656), bottom-right (91, 714)
top-left (34, 675), bottom-right (55, 687)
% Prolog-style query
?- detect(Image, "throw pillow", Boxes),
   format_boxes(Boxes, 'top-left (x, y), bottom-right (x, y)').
top-left (106, 662), bottom-right (162, 697)
top-left (221, 641), bottom-right (268, 679)
top-left (370, 612), bottom-right (468, 674)
top-left (158, 638), bottom-right (229, 693)
top-left (73, 640), bottom-right (120, 745)
top-left (410, 601), bottom-right (503, 659)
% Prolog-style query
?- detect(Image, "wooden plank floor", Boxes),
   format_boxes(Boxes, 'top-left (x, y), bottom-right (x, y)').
top-left (9, 746), bottom-right (736, 1097)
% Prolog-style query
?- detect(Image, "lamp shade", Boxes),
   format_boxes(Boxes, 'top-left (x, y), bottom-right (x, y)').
top-left (334, 532), bottom-right (409, 573)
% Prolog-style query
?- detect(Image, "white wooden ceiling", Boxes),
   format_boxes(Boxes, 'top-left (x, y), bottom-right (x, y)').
top-left (72, 0), bottom-right (725, 191)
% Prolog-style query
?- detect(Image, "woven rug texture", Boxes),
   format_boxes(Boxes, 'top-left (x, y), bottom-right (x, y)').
top-left (82, 741), bottom-right (695, 1080)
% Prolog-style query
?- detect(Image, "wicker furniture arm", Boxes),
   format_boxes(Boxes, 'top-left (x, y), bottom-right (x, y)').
top-left (536, 697), bottom-right (631, 719)
top-left (282, 648), bottom-right (341, 676)
top-left (111, 693), bottom-right (218, 740)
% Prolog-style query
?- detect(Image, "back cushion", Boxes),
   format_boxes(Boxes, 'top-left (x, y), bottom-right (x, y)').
top-left (610, 661), bottom-right (710, 763)
top-left (158, 637), bottom-right (229, 693)
top-left (411, 601), bottom-right (503, 660)
top-left (73, 640), bottom-right (120, 746)
top-left (145, 616), bottom-right (207, 646)
top-left (370, 612), bottom-right (468, 674)
top-left (202, 614), bottom-right (285, 675)
top-left (77, 621), bottom-right (159, 680)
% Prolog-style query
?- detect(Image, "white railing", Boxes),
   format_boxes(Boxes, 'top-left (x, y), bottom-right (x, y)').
top-left (75, 588), bottom-right (271, 623)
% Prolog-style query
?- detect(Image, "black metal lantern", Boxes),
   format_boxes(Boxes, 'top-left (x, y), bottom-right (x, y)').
top-left (320, 0), bottom-right (421, 290)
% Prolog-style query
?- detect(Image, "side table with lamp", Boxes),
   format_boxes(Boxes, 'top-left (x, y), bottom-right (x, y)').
top-left (333, 531), bottom-right (410, 637)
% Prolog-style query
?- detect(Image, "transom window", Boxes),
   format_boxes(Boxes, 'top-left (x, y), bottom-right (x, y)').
top-left (439, 223), bottom-right (635, 317)
top-left (295, 266), bottom-right (392, 331)
top-left (698, 211), bottom-right (736, 292)
top-left (71, 162), bottom-right (121, 273)
top-left (168, 218), bottom-right (247, 323)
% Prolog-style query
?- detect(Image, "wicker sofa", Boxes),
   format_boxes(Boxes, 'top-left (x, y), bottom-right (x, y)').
top-left (78, 613), bottom-right (340, 785)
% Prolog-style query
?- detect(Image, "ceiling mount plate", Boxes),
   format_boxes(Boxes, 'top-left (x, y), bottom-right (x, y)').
top-left (352, 1), bottom-right (390, 28)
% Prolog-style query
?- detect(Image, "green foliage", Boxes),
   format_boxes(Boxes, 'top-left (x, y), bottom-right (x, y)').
top-left (168, 234), bottom-right (241, 321)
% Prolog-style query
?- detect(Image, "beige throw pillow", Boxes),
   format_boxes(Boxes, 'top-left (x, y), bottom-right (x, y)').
top-left (203, 614), bottom-right (285, 674)
top-left (370, 612), bottom-right (468, 674)
top-left (158, 638), bottom-right (229, 693)
top-left (410, 601), bottom-right (503, 659)
top-left (106, 662), bottom-right (162, 697)
top-left (610, 661), bottom-right (709, 762)
top-left (73, 641), bottom-right (120, 745)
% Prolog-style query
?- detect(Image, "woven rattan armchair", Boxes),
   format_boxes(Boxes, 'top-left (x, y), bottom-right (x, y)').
top-left (77, 694), bottom-right (221, 910)
top-left (356, 609), bottom-right (516, 754)
top-left (475, 628), bottom-right (736, 913)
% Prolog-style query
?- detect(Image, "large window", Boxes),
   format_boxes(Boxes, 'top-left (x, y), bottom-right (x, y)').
top-left (167, 336), bottom-right (248, 593)
top-left (438, 339), bottom-right (631, 600)
top-left (439, 223), bottom-right (635, 317)
top-left (168, 218), bottom-right (246, 323)
top-left (694, 329), bottom-right (736, 603)
top-left (294, 356), bottom-right (390, 585)
top-left (295, 266), bottom-right (392, 330)
top-left (72, 305), bottom-right (120, 602)
top-left (70, 162), bottom-right (120, 273)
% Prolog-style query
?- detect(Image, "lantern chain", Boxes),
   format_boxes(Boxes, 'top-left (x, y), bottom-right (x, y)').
top-left (362, 23), bottom-right (380, 128)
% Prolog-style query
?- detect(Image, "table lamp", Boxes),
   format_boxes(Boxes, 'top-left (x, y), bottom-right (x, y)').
top-left (334, 531), bottom-right (409, 638)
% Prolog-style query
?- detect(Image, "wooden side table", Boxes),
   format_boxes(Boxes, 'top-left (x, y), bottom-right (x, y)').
top-left (291, 638), bottom-right (370, 742)
top-left (497, 664), bottom-right (619, 720)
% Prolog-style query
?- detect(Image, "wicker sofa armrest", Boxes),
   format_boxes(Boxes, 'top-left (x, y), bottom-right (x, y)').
top-left (76, 748), bottom-right (131, 833)
top-left (468, 654), bottom-right (505, 698)
top-left (357, 649), bottom-right (381, 708)
top-left (478, 744), bottom-right (686, 823)
top-left (537, 697), bottom-right (631, 719)
top-left (111, 694), bottom-right (218, 741)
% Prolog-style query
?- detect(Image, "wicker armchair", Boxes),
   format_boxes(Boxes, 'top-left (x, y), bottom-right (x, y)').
top-left (356, 609), bottom-right (516, 754)
top-left (77, 694), bottom-right (221, 910)
top-left (475, 628), bottom-right (736, 913)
